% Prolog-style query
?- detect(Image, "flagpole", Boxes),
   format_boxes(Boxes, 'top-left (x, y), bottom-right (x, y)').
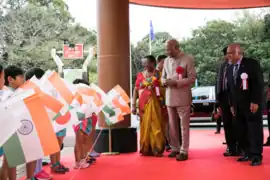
top-left (101, 114), bottom-right (120, 156)
top-left (149, 35), bottom-right (152, 55)
top-left (149, 20), bottom-right (154, 55)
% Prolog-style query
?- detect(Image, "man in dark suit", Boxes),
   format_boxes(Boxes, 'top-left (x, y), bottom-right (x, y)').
top-left (226, 43), bottom-right (264, 166)
top-left (264, 74), bottom-right (270, 146)
top-left (215, 47), bottom-right (238, 156)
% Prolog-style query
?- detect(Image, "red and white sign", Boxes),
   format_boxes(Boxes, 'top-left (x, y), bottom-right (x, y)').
top-left (63, 44), bottom-right (84, 59)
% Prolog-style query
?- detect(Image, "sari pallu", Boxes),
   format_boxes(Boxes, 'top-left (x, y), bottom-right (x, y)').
top-left (136, 71), bottom-right (165, 156)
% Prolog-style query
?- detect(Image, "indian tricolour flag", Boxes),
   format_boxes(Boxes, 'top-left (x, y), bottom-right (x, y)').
top-left (3, 93), bottom-right (59, 167)
top-left (89, 84), bottom-right (123, 124)
top-left (40, 71), bottom-right (74, 115)
top-left (0, 90), bottom-right (34, 147)
top-left (76, 84), bottom-right (105, 117)
top-left (102, 104), bottom-right (124, 125)
top-left (52, 92), bottom-right (83, 133)
top-left (17, 77), bottom-right (64, 120)
top-left (107, 85), bottom-right (131, 116)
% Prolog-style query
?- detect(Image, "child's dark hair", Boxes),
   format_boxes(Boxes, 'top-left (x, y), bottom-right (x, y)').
top-left (144, 55), bottom-right (156, 65)
top-left (73, 79), bottom-right (90, 85)
top-left (25, 67), bottom-right (45, 81)
top-left (156, 55), bottom-right (167, 63)
top-left (4, 65), bottom-right (24, 85)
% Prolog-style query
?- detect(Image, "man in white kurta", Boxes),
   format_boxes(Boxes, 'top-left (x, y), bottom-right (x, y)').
top-left (162, 39), bottom-right (196, 161)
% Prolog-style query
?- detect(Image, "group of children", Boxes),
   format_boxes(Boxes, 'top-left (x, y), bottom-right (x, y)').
top-left (0, 65), bottom-right (99, 180)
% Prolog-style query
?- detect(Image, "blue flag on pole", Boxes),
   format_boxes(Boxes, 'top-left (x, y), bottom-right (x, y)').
top-left (149, 20), bottom-right (155, 40)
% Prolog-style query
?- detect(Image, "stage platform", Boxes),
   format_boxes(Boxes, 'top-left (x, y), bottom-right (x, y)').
top-left (16, 128), bottom-right (270, 180)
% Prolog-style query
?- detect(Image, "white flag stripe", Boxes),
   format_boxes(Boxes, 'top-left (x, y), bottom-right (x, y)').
top-left (17, 101), bottom-right (44, 162)
top-left (0, 108), bottom-right (20, 146)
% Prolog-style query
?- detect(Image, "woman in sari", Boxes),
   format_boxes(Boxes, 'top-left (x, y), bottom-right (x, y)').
top-left (132, 55), bottom-right (166, 157)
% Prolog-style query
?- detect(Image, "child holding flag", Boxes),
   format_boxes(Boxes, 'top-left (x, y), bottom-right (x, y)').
top-left (2, 65), bottom-right (36, 180)
top-left (50, 130), bottom-right (68, 174)
top-left (72, 79), bottom-right (96, 169)
top-left (25, 67), bottom-right (52, 180)
top-left (0, 64), bottom-right (10, 180)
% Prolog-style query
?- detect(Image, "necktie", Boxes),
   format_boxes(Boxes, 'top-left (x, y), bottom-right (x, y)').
top-left (222, 65), bottom-right (227, 91)
top-left (233, 64), bottom-right (239, 85)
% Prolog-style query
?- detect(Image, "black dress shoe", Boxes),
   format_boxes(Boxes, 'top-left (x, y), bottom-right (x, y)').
top-left (168, 151), bottom-right (179, 158)
top-left (250, 158), bottom-right (262, 166)
top-left (223, 151), bottom-right (239, 157)
top-left (176, 153), bottom-right (188, 161)
top-left (237, 156), bottom-right (249, 162)
top-left (215, 131), bottom-right (220, 134)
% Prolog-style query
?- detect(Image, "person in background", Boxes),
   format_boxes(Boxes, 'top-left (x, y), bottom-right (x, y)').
top-left (212, 109), bottom-right (222, 134)
top-left (72, 79), bottom-right (96, 169)
top-left (156, 55), bottom-right (167, 72)
top-left (157, 55), bottom-right (171, 152)
top-left (132, 55), bottom-right (166, 157)
top-left (25, 67), bottom-right (52, 180)
top-left (215, 46), bottom-right (239, 156)
top-left (50, 129), bottom-right (68, 174)
top-left (162, 39), bottom-right (196, 161)
top-left (4, 65), bottom-right (37, 180)
top-left (0, 64), bottom-right (9, 180)
top-left (227, 43), bottom-right (264, 166)
top-left (264, 73), bottom-right (270, 146)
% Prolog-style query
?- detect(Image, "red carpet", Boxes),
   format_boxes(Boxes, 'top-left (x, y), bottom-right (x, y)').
top-left (42, 129), bottom-right (270, 180)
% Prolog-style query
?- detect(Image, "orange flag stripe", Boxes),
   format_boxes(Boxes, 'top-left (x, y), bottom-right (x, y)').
top-left (74, 92), bottom-right (83, 105)
top-left (24, 94), bottom-right (59, 155)
top-left (48, 72), bottom-right (74, 104)
top-left (112, 97), bottom-right (131, 114)
top-left (21, 81), bottom-right (63, 113)
top-left (77, 87), bottom-right (103, 106)
top-left (40, 93), bottom-right (63, 113)
top-left (114, 85), bottom-right (130, 103)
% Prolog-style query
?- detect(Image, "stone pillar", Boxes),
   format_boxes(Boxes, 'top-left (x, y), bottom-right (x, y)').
top-left (97, 0), bottom-right (130, 128)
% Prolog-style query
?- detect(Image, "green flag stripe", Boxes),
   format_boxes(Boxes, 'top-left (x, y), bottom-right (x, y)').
top-left (105, 117), bottom-right (113, 126)
top-left (76, 112), bottom-right (85, 121)
top-left (53, 105), bottom-right (74, 121)
top-left (102, 105), bottom-right (115, 117)
top-left (3, 133), bottom-right (25, 167)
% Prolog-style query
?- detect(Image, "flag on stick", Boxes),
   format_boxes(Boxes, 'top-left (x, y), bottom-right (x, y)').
top-left (107, 85), bottom-right (131, 116)
top-left (18, 78), bottom-right (64, 120)
top-left (40, 71), bottom-right (74, 114)
top-left (0, 90), bottom-right (35, 147)
top-left (76, 84), bottom-right (105, 116)
top-left (3, 93), bottom-right (59, 167)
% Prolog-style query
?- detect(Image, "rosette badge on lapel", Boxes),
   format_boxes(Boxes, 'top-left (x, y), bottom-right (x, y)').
top-left (240, 73), bottom-right (248, 90)
top-left (176, 66), bottom-right (184, 80)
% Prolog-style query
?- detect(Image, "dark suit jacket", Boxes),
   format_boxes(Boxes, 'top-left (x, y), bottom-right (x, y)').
top-left (227, 57), bottom-right (264, 111)
top-left (215, 60), bottom-right (230, 106)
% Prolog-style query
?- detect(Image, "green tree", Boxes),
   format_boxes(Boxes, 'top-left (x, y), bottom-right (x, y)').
top-left (182, 20), bottom-right (237, 86)
top-left (0, 1), bottom-right (97, 71)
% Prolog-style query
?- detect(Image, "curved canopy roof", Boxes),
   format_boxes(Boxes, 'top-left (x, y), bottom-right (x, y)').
top-left (129, 0), bottom-right (270, 9)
